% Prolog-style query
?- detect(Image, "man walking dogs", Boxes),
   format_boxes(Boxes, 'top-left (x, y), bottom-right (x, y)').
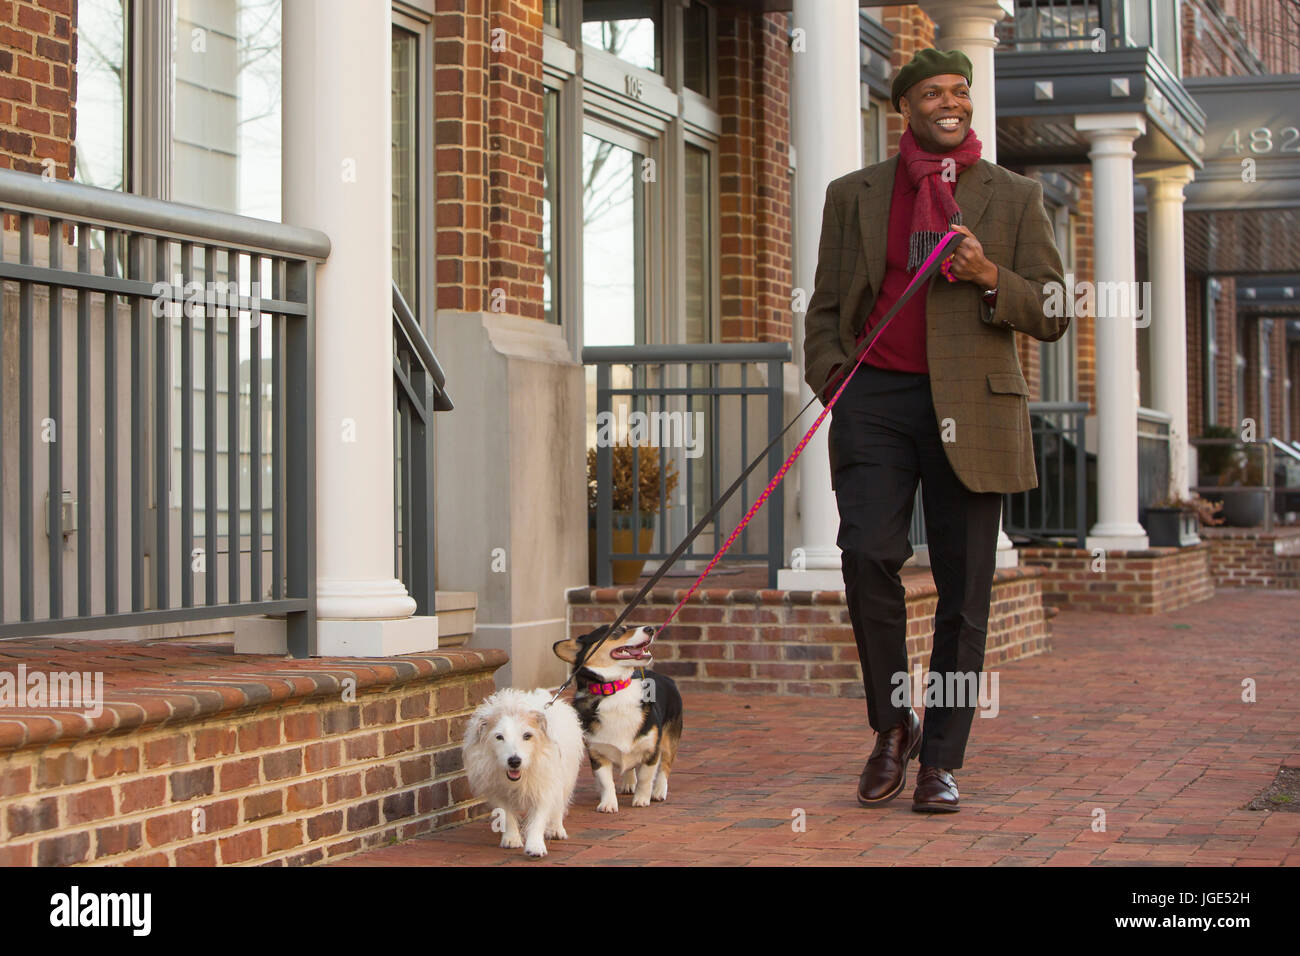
top-left (802, 49), bottom-right (1068, 812)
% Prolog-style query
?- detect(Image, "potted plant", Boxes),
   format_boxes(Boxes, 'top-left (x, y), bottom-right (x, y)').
top-left (1144, 492), bottom-right (1224, 546)
top-left (587, 443), bottom-right (679, 585)
top-left (1218, 446), bottom-right (1269, 527)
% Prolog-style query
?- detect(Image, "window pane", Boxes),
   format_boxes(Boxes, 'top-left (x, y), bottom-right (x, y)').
top-left (583, 132), bottom-right (646, 346)
top-left (684, 145), bottom-right (710, 343)
top-left (172, 0), bottom-right (282, 221)
top-left (75, 0), bottom-right (127, 190)
top-left (543, 89), bottom-right (560, 324)
top-left (683, 1), bottom-right (709, 95)
top-left (544, 0), bottom-right (560, 28)
top-left (582, 0), bottom-right (660, 74)
top-left (392, 25), bottom-right (419, 312)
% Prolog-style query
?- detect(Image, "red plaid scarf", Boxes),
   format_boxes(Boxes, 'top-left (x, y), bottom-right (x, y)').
top-left (898, 126), bottom-right (982, 271)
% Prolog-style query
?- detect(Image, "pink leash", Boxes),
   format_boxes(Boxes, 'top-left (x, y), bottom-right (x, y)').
top-left (656, 229), bottom-right (965, 631)
top-left (551, 229), bottom-right (964, 703)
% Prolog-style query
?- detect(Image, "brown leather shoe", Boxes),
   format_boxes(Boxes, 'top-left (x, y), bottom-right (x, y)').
top-left (911, 765), bottom-right (960, 813)
top-left (856, 709), bottom-right (922, 806)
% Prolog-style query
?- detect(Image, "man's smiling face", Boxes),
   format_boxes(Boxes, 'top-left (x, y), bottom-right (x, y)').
top-left (899, 74), bottom-right (972, 153)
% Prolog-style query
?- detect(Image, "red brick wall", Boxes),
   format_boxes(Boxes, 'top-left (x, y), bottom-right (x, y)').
top-left (716, 9), bottom-right (793, 344)
top-left (1268, 317), bottom-right (1286, 439)
top-left (0, 0), bottom-right (75, 179)
top-left (434, 0), bottom-right (545, 319)
top-left (751, 13), bottom-right (793, 346)
top-left (880, 5), bottom-right (935, 153)
top-left (0, 667), bottom-right (497, 866)
top-left (1023, 545), bottom-right (1216, 614)
top-left (1187, 0), bottom-right (1300, 76)
top-left (1202, 527), bottom-right (1300, 589)
top-left (717, 11), bottom-right (754, 342)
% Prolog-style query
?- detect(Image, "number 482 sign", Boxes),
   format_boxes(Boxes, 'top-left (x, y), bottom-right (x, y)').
top-left (1220, 126), bottom-right (1300, 154)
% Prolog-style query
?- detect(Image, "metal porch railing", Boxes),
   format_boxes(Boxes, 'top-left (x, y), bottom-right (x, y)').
top-left (584, 343), bottom-right (789, 589)
top-left (0, 169), bottom-right (327, 654)
top-left (996, 0), bottom-right (1126, 50)
top-left (1003, 402), bottom-right (1090, 547)
top-left (392, 283), bottom-right (452, 617)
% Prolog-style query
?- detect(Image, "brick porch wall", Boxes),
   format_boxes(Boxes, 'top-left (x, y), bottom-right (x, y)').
top-left (0, 645), bottom-right (505, 867)
top-left (1022, 545), bottom-right (1216, 614)
top-left (1201, 527), bottom-right (1300, 590)
top-left (567, 566), bottom-right (1051, 698)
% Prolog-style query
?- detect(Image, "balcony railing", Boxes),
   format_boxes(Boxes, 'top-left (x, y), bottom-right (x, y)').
top-left (996, 0), bottom-right (1122, 50)
top-left (0, 170), bottom-right (327, 654)
top-left (584, 343), bottom-right (789, 588)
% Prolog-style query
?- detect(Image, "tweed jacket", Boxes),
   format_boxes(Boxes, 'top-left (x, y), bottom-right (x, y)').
top-left (803, 155), bottom-right (1068, 494)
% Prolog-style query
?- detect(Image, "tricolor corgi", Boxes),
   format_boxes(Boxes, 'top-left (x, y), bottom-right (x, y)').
top-left (553, 624), bottom-right (684, 813)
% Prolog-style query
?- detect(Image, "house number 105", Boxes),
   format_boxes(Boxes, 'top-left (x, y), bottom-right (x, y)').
top-left (625, 74), bottom-right (644, 99)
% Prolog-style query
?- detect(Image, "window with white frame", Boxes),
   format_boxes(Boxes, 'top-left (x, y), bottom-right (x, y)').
top-left (544, 0), bottom-right (720, 350)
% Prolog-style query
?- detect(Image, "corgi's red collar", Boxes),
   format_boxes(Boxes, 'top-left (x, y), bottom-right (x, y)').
top-left (586, 678), bottom-right (632, 696)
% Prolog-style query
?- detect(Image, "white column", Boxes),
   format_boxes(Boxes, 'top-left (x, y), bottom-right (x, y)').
top-left (1078, 113), bottom-right (1149, 552)
top-left (780, 0), bottom-right (863, 590)
top-left (281, 0), bottom-right (435, 654)
top-left (921, 0), bottom-right (1018, 567)
top-left (919, 0), bottom-right (1012, 164)
top-left (1140, 165), bottom-right (1195, 500)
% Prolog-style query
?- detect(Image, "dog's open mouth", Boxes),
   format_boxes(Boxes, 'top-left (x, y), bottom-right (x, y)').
top-left (506, 768), bottom-right (521, 782)
top-left (610, 633), bottom-right (653, 660)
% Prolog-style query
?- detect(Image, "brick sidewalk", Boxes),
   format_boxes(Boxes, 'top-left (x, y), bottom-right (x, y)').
top-left (334, 588), bottom-right (1300, 866)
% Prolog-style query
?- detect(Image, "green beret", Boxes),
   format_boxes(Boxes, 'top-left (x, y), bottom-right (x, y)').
top-left (890, 48), bottom-right (973, 112)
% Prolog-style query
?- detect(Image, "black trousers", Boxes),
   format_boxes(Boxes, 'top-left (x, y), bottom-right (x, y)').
top-left (827, 363), bottom-right (1003, 770)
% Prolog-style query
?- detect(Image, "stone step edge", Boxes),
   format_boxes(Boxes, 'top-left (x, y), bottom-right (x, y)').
top-left (0, 647), bottom-right (507, 755)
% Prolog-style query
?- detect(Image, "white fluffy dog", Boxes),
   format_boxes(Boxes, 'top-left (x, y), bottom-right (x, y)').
top-left (462, 688), bottom-right (584, 858)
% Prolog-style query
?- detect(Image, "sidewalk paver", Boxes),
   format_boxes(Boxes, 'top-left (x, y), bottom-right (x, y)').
top-left (334, 588), bottom-right (1300, 866)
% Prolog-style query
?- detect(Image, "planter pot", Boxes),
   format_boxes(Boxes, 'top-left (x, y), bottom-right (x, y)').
top-left (588, 511), bottom-right (656, 585)
top-left (1143, 507), bottom-right (1200, 547)
top-left (1221, 489), bottom-right (1269, 528)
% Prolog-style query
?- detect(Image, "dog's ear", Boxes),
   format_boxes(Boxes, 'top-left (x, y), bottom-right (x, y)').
top-left (552, 638), bottom-right (579, 664)
top-left (463, 712), bottom-right (489, 747)
top-left (526, 709), bottom-right (549, 741)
